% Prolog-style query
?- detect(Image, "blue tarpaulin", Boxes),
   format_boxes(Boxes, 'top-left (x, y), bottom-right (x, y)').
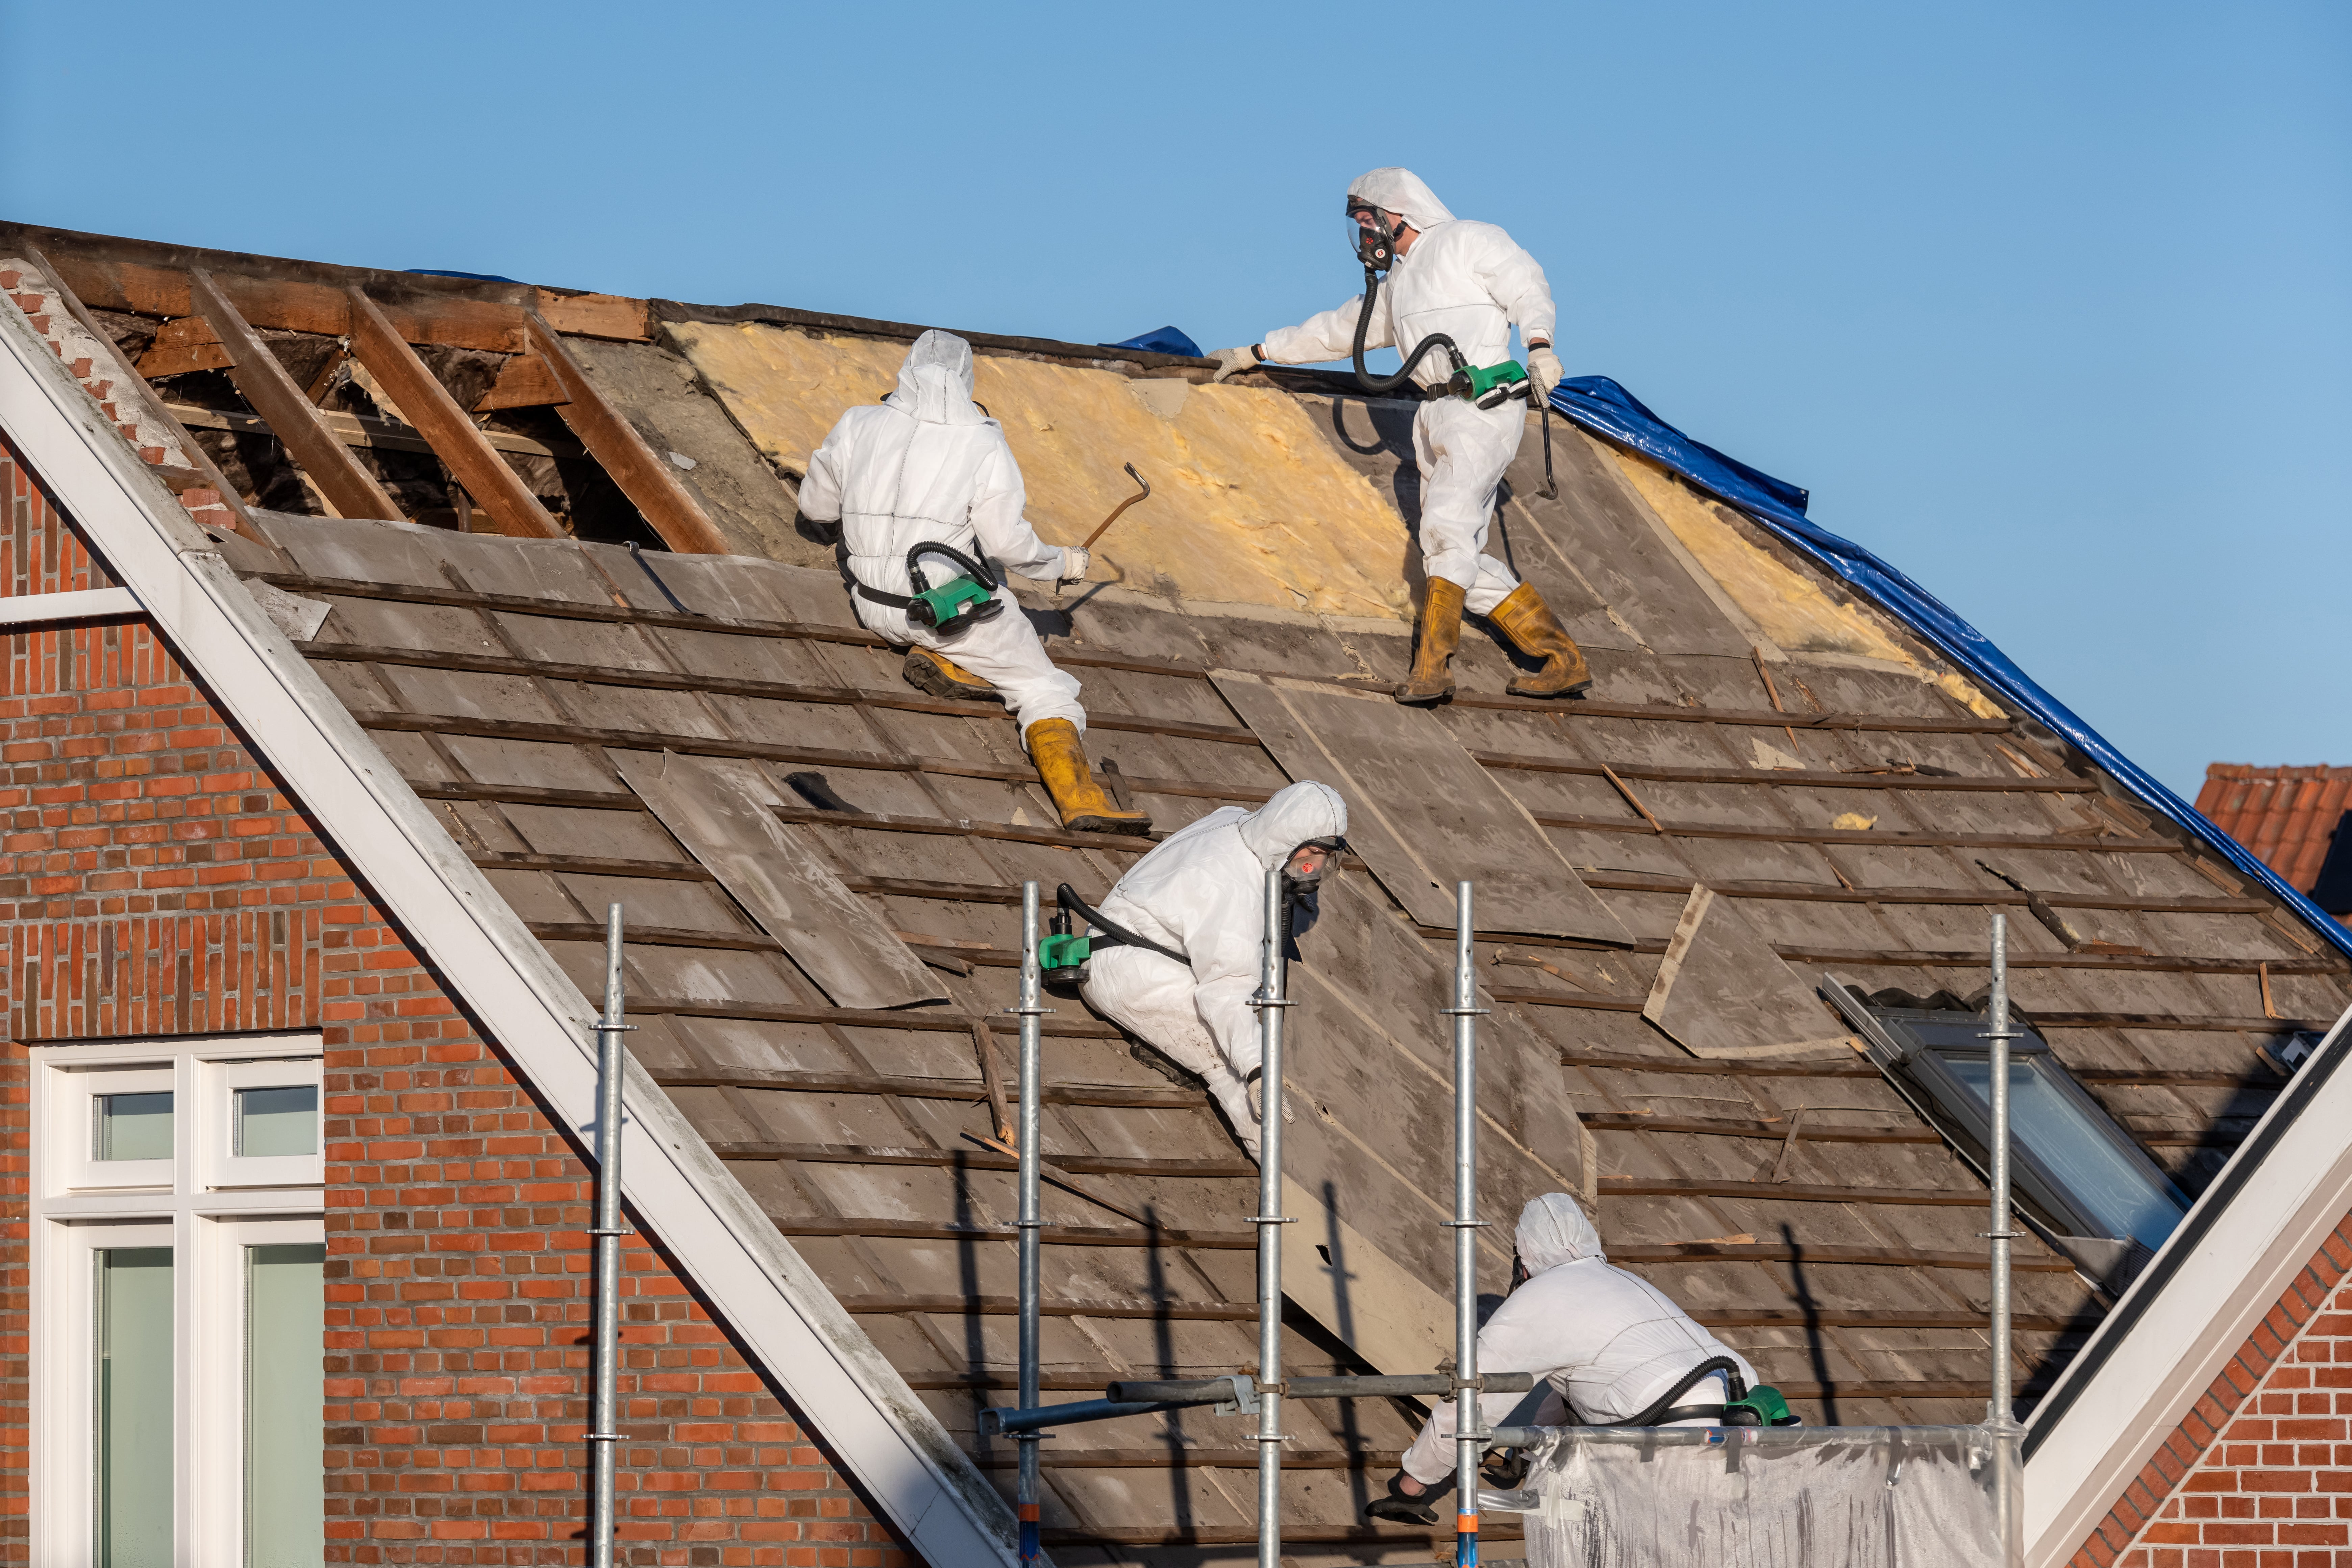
top-left (1106, 325), bottom-right (1203, 358)
top-left (1545, 374), bottom-right (2352, 967)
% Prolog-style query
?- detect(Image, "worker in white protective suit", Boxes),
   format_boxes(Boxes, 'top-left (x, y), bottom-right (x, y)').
top-left (798, 330), bottom-right (1148, 835)
top-left (1075, 780), bottom-right (1348, 1160)
top-left (1208, 169), bottom-right (1592, 706)
top-left (1365, 1193), bottom-right (1760, 1526)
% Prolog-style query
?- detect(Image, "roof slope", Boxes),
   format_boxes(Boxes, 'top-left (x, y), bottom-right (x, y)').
top-left (2196, 764), bottom-right (2352, 898)
top-left (8, 223), bottom-right (2351, 1566)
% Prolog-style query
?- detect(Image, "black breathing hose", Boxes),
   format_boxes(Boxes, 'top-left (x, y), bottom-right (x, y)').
top-left (1349, 265), bottom-right (1466, 396)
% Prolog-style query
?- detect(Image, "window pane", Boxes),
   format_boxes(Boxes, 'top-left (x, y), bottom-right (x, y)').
top-left (245, 1244), bottom-right (324, 1568)
top-left (95, 1092), bottom-right (173, 1162)
top-left (234, 1087), bottom-right (318, 1158)
top-left (97, 1247), bottom-right (173, 1568)
top-left (1946, 1058), bottom-right (2187, 1249)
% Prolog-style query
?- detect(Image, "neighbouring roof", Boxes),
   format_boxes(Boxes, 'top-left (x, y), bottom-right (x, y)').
top-left (2196, 764), bottom-right (2352, 902)
top-left (7, 221), bottom-right (2351, 1568)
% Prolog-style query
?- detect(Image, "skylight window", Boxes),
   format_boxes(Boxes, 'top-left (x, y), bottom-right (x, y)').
top-left (1826, 984), bottom-right (2190, 1260)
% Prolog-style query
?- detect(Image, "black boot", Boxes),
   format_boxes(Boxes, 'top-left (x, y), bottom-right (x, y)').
top-left (1363, 1468), bottom-right (1442, 1526)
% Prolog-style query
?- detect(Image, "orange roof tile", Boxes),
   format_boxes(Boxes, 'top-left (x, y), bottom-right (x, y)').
top-left (2196, 764), bottom-right (2352, 892)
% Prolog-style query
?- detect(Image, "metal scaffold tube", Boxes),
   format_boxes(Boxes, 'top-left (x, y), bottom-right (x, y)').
top-left (588, 903), bottom-right (632, 1568)
top-left (1986, 911), bottom-right (2024, 1564)
top-left (1252, 865), bottom-right (1295, 1568)
top-left (1016, 882), bottom-right (1046, 1566)
top-left (1443, 881), bottom-right (1488, 1568)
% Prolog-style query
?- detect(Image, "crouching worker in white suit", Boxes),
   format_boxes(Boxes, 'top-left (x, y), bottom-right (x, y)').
top-left (798, 329), bottom-right (1148, 836)
top-left (1070, 781), bottom-right (1347, 1160)
top-left (1365, 1193), bottom-right (1762, 1526)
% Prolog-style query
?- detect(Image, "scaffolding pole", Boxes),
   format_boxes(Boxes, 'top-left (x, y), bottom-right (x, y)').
top-left (1986, 911), bottom-right (2024, 1564)
top-left (1443, 882), bottom-right (1489, 1568)
top-left (1016, 882), bottom-right (1046, 1566)
top-left (1251, 865), bottom-right (1295, 1568)
top-left (587, 904), bottom-right (631, 1568)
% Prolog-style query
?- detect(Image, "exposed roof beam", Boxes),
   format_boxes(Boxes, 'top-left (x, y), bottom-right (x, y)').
top-left (20, 247), bottom-right (261, 539)
top-left (470, 351), bottom-right (568, 411)
top-left (527, 309), bottom-right (730, 553)
top-left (190, 270), bottom-right (406, 522)
top-left (167, 402), bottom-right (581, 461)
top-left (343, 286), bottom-right (559, 538)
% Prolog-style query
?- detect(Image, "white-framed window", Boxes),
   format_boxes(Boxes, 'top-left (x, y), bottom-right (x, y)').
top-left (30, 1032), bottom-right (326, 1567)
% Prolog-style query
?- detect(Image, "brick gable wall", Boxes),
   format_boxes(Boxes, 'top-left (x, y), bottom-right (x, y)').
top-left (2067, 1213), bottom-right (2352, 1567)
top-left (0, 430), bottom-right (919, 1566)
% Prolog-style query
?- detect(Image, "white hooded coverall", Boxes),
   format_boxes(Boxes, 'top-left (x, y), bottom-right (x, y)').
top-left (798, 329), bottom-right (1088, 733)
top-left (1079, 781), bottom-right (1348, 1153)
top-left (1259, 169), bottom-right (1555, 617)
top-left (1399, 1193), bottom-right (1758, 1486)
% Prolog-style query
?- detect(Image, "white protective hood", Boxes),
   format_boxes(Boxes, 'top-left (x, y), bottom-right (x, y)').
top-left (1346, 167), bottom-right (1456, 233)
top-left (1235, 780), bottom-right (1347, 870)
top-left (885, 329), bottom-right (987, 427)
top-left (1517, 1191), bottom-right (1603, 1272)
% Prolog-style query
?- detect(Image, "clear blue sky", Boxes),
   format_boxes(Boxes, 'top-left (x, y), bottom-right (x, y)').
top-left (7, 1), bottom-right (2345, 797)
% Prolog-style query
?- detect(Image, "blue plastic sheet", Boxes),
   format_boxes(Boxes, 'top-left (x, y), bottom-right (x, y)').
top-left (1545, 374), bottom-right (2352, 966)
top-left (1106, 325), bottom-right (1202, 358)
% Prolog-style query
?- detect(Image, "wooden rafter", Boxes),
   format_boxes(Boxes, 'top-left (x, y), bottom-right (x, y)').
top-left (343, 286), bottom-right (560, 538)
top-left (21, 247), bottom-right (263, 538)
top-left (471, 352), bottom-right (568, 412)
top-left (189, 270), bottom-right (406, 522)
top-left (134, 316), bottom-right (232, 379)
top-left (524, 310), bottom-right (730, 553)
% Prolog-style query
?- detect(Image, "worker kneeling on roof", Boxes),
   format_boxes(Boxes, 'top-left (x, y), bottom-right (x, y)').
top-left (1366, 1193), bottom-right (1762, 1526)
top-left (1208, 169), bottom-right (1592, 707)
top-left (798, 329), bottom-right (1148, 836)
top-left (1067, 780), bottom-right (1346, 1160)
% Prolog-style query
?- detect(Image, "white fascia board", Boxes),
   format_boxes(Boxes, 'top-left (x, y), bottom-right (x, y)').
top-left (0, 586), bottom-right (141, 623)
top-left (2024, 1001), bottom-right (2352, 1568)
top-left (0, 302), bottom-right (1019, 1567)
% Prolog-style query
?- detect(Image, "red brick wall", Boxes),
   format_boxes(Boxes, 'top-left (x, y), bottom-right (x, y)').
top-left (0, 430), bottom-right (921, 1565)
top-left (2068, 1212), bottom-right (2352, 1567)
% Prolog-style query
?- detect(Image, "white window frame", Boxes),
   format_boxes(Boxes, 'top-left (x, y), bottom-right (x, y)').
top-left (30, 1032), bottom-right (325, 1567)
top-left (205, 1057), bottom-right (326, 1189)
top-left (56, 1061), bottom-right (176, 1193)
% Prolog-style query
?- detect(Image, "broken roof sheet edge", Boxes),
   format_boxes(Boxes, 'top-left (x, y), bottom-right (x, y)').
top-left (0, 293), bottom-right (1022, 1567)
top-left (1547, 376), bottom-right (2352, 963)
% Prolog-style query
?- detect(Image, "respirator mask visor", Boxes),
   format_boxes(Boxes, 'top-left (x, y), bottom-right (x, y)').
top-left (1281, 837), bottom-right (1344, 891)
top-left (1346, 202), bottom-right (1399, 271)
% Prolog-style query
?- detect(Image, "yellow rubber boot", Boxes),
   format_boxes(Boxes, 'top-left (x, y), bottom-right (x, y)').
top-left (1024, 718), bottom-right (1152, 837)
top-left (1395, 577), bottom-right (1465, 705)
top-left (903, 647), bottom-right (999, 703)
top-left (1485, 582), bottom-right (1593, 699)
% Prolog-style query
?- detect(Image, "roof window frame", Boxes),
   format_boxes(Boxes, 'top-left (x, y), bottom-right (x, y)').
top-left (1822, 976), bottom-right (2189, 1263)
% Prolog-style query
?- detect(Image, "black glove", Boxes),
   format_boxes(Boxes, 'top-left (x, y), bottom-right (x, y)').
top-left (1480, 1445), bottom-right (1530, 1490)
top-left (1363, 1469), bottom-right (1440, 1527)
top-left (794, 508), bottom-right (841, 546)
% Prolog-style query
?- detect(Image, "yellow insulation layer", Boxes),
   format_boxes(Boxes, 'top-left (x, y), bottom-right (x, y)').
top-left (668, 322), bottom-right (1416, 620)
top-left (1608, 450), bottom-right (2002, 718)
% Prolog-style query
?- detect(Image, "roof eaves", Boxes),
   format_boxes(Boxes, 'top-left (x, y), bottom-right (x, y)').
top-left (2021, 998), bottom-right (2352, 1565)
top-left (0, 296), bottom-right (1022, 1567)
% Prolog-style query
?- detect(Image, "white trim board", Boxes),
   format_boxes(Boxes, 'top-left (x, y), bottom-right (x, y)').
top-left (0, 585), bottom-right (140, 624)
top-left (0, 297), bottom-right (1019, 1566)
top-left (2023, 1001), bottom-right (2352, 1567)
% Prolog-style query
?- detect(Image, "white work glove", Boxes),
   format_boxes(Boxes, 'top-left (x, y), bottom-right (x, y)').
top-left (1058, 546), bottom-right (1091, 582)
top-left (1526, 344), bottom-right (1563, 402)
top-left (1209, 344), bottom-right (1262, 384)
